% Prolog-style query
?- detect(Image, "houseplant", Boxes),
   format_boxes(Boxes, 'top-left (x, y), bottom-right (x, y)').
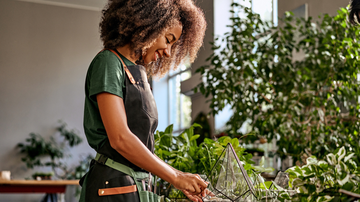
top-left (278, 147), bottom-right (360, 201)
top-left (195, 2), bottom-right (360, 166)
top-left (154, 123), bottom-right (273, 200)
top-left (17, 121), bottom-right (92, 180)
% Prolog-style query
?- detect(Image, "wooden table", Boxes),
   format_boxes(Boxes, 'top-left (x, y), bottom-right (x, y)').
top-left (0, 179), bottom-right (79, 193)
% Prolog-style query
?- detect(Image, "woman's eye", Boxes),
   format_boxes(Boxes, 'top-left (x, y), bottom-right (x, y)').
top-left (166, 38), bottom-right (170, 44)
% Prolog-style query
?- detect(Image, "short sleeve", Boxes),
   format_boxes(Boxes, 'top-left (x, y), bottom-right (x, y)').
top-left (88, 51), bottom-right (125, 99)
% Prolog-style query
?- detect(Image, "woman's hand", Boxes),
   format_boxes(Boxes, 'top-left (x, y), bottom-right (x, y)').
top-left (172, 172), bottom-right (208, 195)
top-left (182, 188), bottom-right (215, 202)
top-left (182, 190), bottom-right (203, 202)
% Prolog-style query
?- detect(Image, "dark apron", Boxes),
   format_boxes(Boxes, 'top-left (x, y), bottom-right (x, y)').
top-left (80, 49), bottom-right (159, 202)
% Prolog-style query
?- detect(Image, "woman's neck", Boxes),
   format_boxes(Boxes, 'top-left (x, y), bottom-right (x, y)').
top-left (116, 45), bottom-right (138, 64)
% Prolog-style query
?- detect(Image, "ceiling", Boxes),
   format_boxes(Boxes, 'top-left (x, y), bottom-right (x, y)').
top-left (18, 0), bottom-right (108, 11)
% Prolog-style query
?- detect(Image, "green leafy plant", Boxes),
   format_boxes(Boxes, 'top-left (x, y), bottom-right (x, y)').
top-left (154, 123), bottom-right (273, 200)
top-left (155, 123), bottom-right (255, 176)
top-left (195, 2), bottom-right (360, 165)
top-left (17, 121), bottom-right (92, 180)
top-left (280, 147), bottom-right (360, 201)
top-left (32, 172), bottom-right (54, 180)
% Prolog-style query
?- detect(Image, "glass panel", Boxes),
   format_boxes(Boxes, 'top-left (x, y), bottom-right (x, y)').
top-left (168, 75), bottom-right (181, 131)
top-left (252, 0), bottom-right (273, 22)
top-left (180, 69), bottom-right (191, 81)
top-left (273, 0), bottom-right (278, 26)
top-left (180, 94), bottom-right (192, 129)
top-left (168, 69), bottom-right (192, 132)
top-left (215, 104), bottom-right (233, 132)
top-left (233, 0), bottom-right (251, 18)
top-left (168, 66), bottom-right (180, 77)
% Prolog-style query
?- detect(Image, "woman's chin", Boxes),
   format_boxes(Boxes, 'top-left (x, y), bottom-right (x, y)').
top-left (145, 59), bottom-right (156, 65)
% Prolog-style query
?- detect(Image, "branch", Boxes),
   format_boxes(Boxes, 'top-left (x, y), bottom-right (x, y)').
top-left (249, 83), bottom-right (272, 104)
top-left (339, 189), bottom-right (360, 199)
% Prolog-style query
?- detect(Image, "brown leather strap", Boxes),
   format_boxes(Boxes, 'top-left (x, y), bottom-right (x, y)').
top-left (107, 49), bottom-right (136, 84)
top-left (98, 185), bottom-right (137, 196)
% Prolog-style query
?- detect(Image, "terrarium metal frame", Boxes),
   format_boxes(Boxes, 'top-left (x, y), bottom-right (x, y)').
top-left (204, 143), bottom-right (270, 202)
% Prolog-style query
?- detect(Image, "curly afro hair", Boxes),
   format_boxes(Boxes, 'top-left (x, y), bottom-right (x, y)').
top-left (100, 0), bottom-right (207, 77)
top-left (349, 0), bottom-right (360, 25)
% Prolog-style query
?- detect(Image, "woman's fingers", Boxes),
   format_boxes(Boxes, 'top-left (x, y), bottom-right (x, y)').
top-left (174, 172), bottom-right (209, 195)
top-left (206, 189), bottom-right (215, 197)
top-left (182, 190), bottom-right (203, 202)
top-left (195, 174), bottom-right (208, 188)
top-left (190, 174), bottom-right (208, 195)
top-left (193, 182), bottom-right (202, 195)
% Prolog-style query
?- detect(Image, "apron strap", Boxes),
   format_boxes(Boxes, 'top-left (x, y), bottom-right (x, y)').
top-left (95, 153), bottom-right (149, 180)
top-left (107, 49), bottom-right (137, 84)
top-left (97, 49), bottom-right (136, 84)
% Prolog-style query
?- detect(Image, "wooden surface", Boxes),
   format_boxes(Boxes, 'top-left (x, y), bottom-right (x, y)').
top-left (0, 179), bottom-right (79, 185)
top-left (0, 180), bottom-right (79, 193)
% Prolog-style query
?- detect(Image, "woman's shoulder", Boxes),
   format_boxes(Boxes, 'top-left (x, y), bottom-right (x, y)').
top-left (89, 49), bottom-right (123, 69)
top-left (93, 49), bottom-right (120, 62)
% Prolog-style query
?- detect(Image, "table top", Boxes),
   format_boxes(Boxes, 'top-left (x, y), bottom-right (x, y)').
top-left (0, 179), bottom-right (79, 186)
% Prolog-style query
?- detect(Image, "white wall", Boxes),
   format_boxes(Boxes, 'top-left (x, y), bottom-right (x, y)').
top-left (0, 0), bottom-right (102, 201)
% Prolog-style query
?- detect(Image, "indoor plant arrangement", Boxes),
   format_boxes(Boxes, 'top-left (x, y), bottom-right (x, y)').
top-left (154, 123), bottom-right (273, 200)
top-left (195, 2), bottom-right (360, 167)
top-left (278, 147), bottom-right (360, 201)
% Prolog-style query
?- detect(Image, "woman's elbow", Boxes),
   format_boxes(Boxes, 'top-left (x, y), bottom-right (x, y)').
top-left (108, 134), bottom-right (128, 153)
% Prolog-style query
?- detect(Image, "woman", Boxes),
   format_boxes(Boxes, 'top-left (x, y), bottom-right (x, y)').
top-left (80, 0), bottom-right (207, 202)
top-left (349, 0), bottom-right (360, 25)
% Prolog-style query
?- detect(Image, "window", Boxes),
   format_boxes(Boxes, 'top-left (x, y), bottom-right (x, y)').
top-left (153, 62), bottom-right (192, 135)
top-left (233, 0), bottom-right (278, 25)
top-left (168, 64), bottom-right (192, 133)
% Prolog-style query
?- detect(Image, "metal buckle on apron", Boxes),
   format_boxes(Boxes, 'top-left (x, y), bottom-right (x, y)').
top-left (97, 154), bottom-right (108, 165)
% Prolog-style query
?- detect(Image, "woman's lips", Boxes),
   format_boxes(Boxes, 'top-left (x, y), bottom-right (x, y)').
top-left (154, 51), bottom-right (160, 61)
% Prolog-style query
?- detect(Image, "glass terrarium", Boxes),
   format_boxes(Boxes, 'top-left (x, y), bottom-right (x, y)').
top-left (203, 143), bottom-right (273, 202)
top-left (203, 143), bottom-right (271, 202)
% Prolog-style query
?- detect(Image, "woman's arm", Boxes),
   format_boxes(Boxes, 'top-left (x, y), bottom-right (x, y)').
top-left (97, 92), bottom-right (207, 195)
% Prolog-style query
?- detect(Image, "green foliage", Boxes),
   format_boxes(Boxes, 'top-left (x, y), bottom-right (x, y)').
top-left (32, 172), bottom-right (54, 180)
top-left (155, 123), bottom-right (275, 200)
top-left (17, 132), bottom-right (64, 169)
top-left (154, 123), bottom-right (255, 177)
top-left (196, 2), bottom-right (360, 165)
top-left (155, 123), bottom-right (254, 199)
top-left (192, 112), bottom-right (211, 145)
top-left (17, 121), bottom-right (92, 179)
top-left (281, 147), bottom-right (360, 201)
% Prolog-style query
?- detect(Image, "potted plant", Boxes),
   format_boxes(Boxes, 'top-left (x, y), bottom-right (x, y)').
top-left (17, 121), bottom-right (92, 180)
top-left (32, 172), bottom-right (54, 180)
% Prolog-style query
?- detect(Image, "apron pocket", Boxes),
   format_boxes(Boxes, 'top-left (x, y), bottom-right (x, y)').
top-left (98, 175), bottom-right (140, 202)
top-left (138, 190), bottom-right (161, 202)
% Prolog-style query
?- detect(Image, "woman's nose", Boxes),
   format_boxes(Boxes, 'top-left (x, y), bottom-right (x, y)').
top-left (164, 46), bottom-right (171, 58)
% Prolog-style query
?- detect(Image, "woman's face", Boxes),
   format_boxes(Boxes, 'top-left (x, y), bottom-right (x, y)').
top-left (143, 23), bottom-right (183, 64)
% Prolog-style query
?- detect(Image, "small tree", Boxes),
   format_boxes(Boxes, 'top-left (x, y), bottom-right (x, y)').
top-left (196, 2), bottom-right (360, 165)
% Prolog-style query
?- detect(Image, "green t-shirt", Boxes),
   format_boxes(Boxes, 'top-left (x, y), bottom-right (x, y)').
top-left (83, 50), bottom-right (135, 151)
